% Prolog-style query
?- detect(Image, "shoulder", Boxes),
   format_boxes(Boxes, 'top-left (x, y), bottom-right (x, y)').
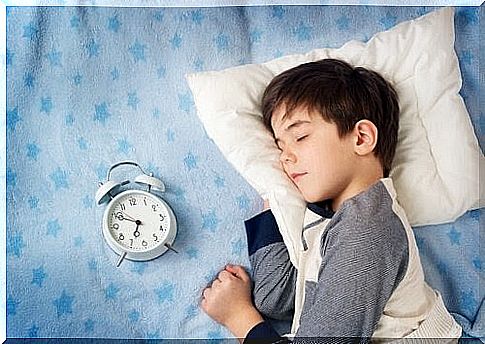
top-left (325, 179), bottom-right (408, 254)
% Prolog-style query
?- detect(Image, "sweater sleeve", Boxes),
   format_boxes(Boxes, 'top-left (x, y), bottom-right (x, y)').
top-left (244, 321), bottom-right (289, 344)
top-left (245, 210), bottom-right (297, 321)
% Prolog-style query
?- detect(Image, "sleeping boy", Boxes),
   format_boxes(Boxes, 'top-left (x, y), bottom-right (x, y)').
top-left (200, 59), bottom-right (461, 342)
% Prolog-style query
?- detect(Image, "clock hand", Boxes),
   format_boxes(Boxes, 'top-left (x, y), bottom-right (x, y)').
top-left (120, 211), bottom-right (137, 222)
top-left (133, 220), bottom-right (142, 238)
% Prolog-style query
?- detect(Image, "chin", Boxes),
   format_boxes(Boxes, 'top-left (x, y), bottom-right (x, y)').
top-left (300, 185), bottom-right (330, 203)
top-left (301, 191), bottom-right (324, 204)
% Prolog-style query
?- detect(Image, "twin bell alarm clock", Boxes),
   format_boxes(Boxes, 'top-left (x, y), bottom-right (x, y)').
top-left (95, 161), bottom-right (177, 267)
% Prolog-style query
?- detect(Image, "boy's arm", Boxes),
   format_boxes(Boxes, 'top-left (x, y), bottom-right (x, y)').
top-left (245, 209), bottom-right (297, 321)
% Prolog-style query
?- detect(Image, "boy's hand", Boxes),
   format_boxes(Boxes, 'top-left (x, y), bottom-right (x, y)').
top-left (201, 265), bottom-right (264, 340)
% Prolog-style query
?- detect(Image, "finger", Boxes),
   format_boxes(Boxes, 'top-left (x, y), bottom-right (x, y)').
top-left (211, 278), bottom-right (221, 288)
top-left (202, 287), bottom-right (211, 300)
top-left (200, 298), bottom-right (208, 313)
top-left (217, 270), bottom-right (232, 282)
top-left (226, 265), bottom-right (250, 282)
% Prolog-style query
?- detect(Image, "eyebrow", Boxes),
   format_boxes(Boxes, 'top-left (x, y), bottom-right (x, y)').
top-left (274, 120), bottom-right (311, 146)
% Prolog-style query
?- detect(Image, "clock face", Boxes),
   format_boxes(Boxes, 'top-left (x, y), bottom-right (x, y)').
top-left (105, 191), bottom-right (172, 252)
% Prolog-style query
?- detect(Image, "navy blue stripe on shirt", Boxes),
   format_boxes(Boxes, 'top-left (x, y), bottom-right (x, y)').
top-left (244, 210), bottom-right (283, 256)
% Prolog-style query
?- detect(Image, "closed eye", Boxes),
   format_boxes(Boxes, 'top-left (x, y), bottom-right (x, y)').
top-left (296, 135), bottom-right (308, 142)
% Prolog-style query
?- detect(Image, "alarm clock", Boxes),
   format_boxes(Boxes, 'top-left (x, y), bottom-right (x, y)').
top-left (96, 161), bottom-right (177, 267)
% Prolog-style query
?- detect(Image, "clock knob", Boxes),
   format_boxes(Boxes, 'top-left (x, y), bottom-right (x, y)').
top-left (134, 174), bottom-right (165, 192)
top-left (95, 180), bottom-right (122, 205)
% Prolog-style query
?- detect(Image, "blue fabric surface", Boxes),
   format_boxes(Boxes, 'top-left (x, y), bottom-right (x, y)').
top-left (2, 1), bottom-right (484, 7)
top-left (5, 5), bottom-right (484, 340)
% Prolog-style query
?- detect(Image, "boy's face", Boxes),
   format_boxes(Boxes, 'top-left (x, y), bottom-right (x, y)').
top-left (271, 104), bottom-right (357, 207)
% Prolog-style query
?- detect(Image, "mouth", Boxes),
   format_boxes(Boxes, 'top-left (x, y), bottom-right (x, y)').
top-left (290, 172), bottom-right (308, 182)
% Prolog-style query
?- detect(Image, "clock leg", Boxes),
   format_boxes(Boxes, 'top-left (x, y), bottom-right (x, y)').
top-left (164, 243), bottom-right (178, 254)
top-left (116, 251), bottom-right (127, 267)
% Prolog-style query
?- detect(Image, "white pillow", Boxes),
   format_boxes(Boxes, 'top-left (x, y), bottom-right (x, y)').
top-left (186, 7), bottom-right (484, 266)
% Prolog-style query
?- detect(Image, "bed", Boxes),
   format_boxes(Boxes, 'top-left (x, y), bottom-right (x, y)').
top-left (4, 2), bottom-right (484, 341)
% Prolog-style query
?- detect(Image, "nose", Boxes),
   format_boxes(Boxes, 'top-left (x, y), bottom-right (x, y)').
top-left (279, 147), bottom-right (297, 164)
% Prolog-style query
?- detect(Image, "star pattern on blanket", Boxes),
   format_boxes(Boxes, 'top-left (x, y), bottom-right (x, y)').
top-left (86, 38), bottom-right (100, 58)
top-left (447, 227), bottom-right (462, 245)
top-left (40, 97), bottom-right (53, 114)
top-left (78, 137), bottom-right (89, 150)
top-left (6, 49), bottom-right (14, 65)
top-left (53, 290), bottom-right (75, 317)
top-left (6, 168), bottom-right (17, 187)
top-left (379, 11), bottom-right (398, 29)
top-left (214, 174), bottom-right (225, 188)
top-left (27, 143), bottom-right (40, 160)
top-left (190, 9), bottom-right (205, 24)
top-left (202, 210), bottom-right (220, 232)
top-left (7, 107), bottom-right (20, 130)
top-left (214, 33), bottom-right (230, 52)
top-left (250, 29), bottom-right (263, 44)
top-left (70, 15), bottom-right (80, 29)
top-left (7, 296), bottom-right (20, 316)
top-left (336, 15), bottom-right (350, 31)
top-left (184, 152), bottom-right (198, 170)
top-left (128, 309), bottom-right (140, 322)
top-left (178, 91), bottom-right (194, 113)
top-left (108, 15), bottom-right (121, 32)
top-left (28, 325), bottom-right (40, 338)
top-left (22, 22), bottom-right (40, 40)
top-left (472, 258), bottom-right (482, 271)
top-left (193, 57), bottom-right (205, 71)
top-left (88, 259), bottom-right (98, 272)
top-left (105, 283), bottom-right (121, 300)
top-left (73, 73), bottom-right (83, 86)
top-left (272, 6), bottom-right (285, 19)
top-left (456, 7), bottom-right (479, 27)
top-left (24, 72), bottom-right (35, 88)
top-left (155, 282), bottom-right (175, 304)
top-left (131, 261), bottom-right (148, 275)
top-left (49, 168), bottom-right (69, 189)
top-left (156, 66), bottom-right (166, 79)
top-left (128, 92), bottom-right (140, 110)
top-left (186, 247), bottom-right (199, 259)
top-left (7, 231), bottom-right (25, 257)
top-left (171, 33), bottom-right (183, 49)
top-left (47, 219), bottom-right (62, 237)
top-left (84, 319), bottom-right (95, 333)
top-left (74, 236), bottom-right (85, 247)
top-left (236, 194), bottom-right (250, 210)
top-left (28, 196), bottom-right (39, 209)
top-left (129, 40), bottom-right (146, 62)
top-left (293, 22), bottom-right (312, 41)
top-left (111, 67), bottom-right (120, 80)
top-left (47, 49), bottom-right (62, 66)
top-left (94, 102), bottom-right (111, 123)
top-left (460, 290), bottom-right (478, 315)
top-left (65, 113), bottom-right (75, 126)
top-left (232, 238), bottom-right (245, 255)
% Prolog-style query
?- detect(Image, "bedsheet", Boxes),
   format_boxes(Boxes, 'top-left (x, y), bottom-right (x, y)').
top-left (5, 4), bottom-right (484, 340)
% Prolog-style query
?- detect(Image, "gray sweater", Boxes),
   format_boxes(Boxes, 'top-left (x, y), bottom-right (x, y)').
top-left (244, 179), bottom-right (460, 342)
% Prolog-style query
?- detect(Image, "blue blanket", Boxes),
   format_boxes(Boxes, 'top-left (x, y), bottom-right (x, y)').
top-left (5, 4), bottom-right (484, 340)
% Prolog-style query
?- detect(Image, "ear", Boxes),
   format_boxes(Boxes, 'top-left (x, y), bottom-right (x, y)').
top-left (352, 120), bottom-right (378, 156)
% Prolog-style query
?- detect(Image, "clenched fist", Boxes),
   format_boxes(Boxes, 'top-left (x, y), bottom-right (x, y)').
top-left (201, 265), bottom-right (264, 341)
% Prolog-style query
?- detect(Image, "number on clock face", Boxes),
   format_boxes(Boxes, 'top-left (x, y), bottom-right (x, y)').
top-left (107, 193), bottom-right (170, 251)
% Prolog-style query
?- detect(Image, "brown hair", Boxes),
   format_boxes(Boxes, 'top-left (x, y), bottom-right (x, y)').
top-left (261, 59), bottom-right (399, 177)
